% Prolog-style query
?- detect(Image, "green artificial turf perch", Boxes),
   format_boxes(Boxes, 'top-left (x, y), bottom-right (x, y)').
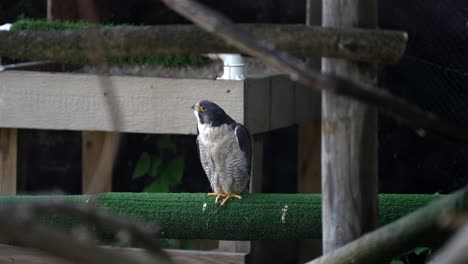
top-left (0, 193), bottom-right (441, 241)
top-left (10, 18), bottom-right (209, 67)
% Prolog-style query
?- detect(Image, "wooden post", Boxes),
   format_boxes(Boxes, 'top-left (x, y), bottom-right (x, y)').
top-left (82, 131), bottom-right (114, 194)
top-left (299, 0), bottom-right (322, 195)
top-left (296, 1), bottom-right (323, 262)
top-left (0, 129), bottom-right (17, 195)
top-left (47, 0), bottom-right (81, 21)
top-left (321, 0), bottom-right (378, 253)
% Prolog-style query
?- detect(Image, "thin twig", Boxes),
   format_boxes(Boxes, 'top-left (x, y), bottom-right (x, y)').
top-left (160, 0), bottom-right (468, 145)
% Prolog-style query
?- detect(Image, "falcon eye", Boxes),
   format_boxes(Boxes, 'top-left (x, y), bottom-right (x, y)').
top-left (200, 105), bottom-right (207, 112)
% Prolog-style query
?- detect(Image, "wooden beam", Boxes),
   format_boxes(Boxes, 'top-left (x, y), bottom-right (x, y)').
top-left (0, 71), bottom-right (244, 135)
top-left (269, 75), bottom-right (295, 130)
top-left (0, 129), bottom-right (17, 195)
top-left (244, 75), bottom-right (271, 134)
top-left (0, 244), bottom-right (246, 264)
top-left (0, 71), bottom-right (318, 135)
top-left (82, 131), bottom-right (114, 194)
top-left (321, 0), bottom-right (379, 253)
top-left (168, 249), bottom-right (246, 264)
top-left (47, 0), bottom-right (81, 21)
top-left (0, 25), bottom-right (407, 64)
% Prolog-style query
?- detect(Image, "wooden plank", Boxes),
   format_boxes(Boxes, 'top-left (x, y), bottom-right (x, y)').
top-left (0, 244), bottom-right (246, 264)
top-left (0, 244), bottom-right (74, 264)
top-left (298, 123), bottom-right (321, 194)
top-left (0, 71), bottom-right (243, 135)
top-left (321, 0), bottom-right (379, 253)
top-left (82, 131), bottom-right (114, 194)
top-left (0, 72), bottom-right (319, 135)
top-left (217, 241), bottom-right (250, 254)
top-left (0, 129), bottom-right (17, 195)
top-left (244, 75), bottom-right (270, 134)
top-left (295, 82), bottom-right (321, 123)
top-left (269, 75), bottom-right (295, 130)
top-left (167, 249), bottom-right (245, 264)
top-left (47, 0), bottom-right (81, 21)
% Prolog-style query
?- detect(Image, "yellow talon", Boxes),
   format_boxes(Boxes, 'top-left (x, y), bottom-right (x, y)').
top-left (207, 192), bottom-right (226, 204)
top-left (220, 193), bottom-right (242, 206)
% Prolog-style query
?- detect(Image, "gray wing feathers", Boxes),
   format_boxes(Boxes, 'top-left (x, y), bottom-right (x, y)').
top-left (234, 124), bottom-right (252, 175)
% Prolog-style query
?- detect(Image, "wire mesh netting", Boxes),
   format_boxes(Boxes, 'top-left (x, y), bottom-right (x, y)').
top-left (378, 0), bottom-right (468, 194)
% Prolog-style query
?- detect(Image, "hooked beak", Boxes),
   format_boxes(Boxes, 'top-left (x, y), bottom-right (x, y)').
top-left (192, 103), bottom-right (200, 112)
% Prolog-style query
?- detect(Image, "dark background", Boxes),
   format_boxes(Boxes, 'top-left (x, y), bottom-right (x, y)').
top-left (2, 0), bottom-right (467, 196)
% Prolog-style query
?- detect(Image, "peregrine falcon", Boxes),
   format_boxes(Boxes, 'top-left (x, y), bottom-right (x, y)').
top-left (192, 100), bottom-right (252, 206)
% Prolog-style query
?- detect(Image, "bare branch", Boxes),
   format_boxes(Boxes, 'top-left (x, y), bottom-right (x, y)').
top-left (28, 201), bottom-right (168, 259)
top-left (304, 187), bottom-right (468, 264)
top-left (429, 224), bottom-right (468, 263)
top-left (160, 0), bottom-right (468, 145)
top-left (0, 201), bottom-right (171, 264)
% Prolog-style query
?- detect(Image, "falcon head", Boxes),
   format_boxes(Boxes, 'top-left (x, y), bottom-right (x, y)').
top-left (192, 100), bottom-right (233, 127)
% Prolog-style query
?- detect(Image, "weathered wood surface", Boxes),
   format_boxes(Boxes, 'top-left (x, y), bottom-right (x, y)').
top-left (297, 2), bottom-right (323, 262)
top-left (0, 71), bottom-right (319, 135)
top-left (0, 129), bottom-right (16, 195)
top-left (0, 71), bottom-right (243, 135)
top-left (321, 0), bottom-right (379, 253)
top-left (270, 75), bottom-right (295, 129)
top-left (0, 25), bottom-right (407, 64)
top-left (0, 244), bottom-right (246, 264)
top-left (299, 0), bottom-right (322, 196)
top-left (82, 131), bottom-right (114, 194)
top-left (47, 0), bottom-right (81, 21)
top-left (244, 75), bottom-right (270, 133)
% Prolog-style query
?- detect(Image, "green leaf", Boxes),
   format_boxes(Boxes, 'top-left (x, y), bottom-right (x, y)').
top-left (144, 181), bottom-right (169, 193)
top-left (132, 152), bottom-right (151, 179)
top-left (158, 135), bottom-right (177, 152)
top-left (180, 240), bottom-right (196, 250)
top-left (390, 259), bottom-right (404, 264)
top-left (414, 247), bottom-right (431, 255)
top-left (164, 156), bottom-right (185, 184)
top-left (149, 157), bottom-right (162, 177)
top-left (160, 239), bottom-right (178, 248)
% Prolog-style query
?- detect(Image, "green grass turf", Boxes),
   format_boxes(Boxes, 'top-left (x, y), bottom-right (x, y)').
top-left (10, 18), bottom-right (209, 67)
top-left (0, 193), bottom-right (441, 240)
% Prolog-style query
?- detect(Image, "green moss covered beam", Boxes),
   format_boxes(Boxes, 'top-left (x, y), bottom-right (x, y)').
top-left (0, 20), bottom-right (407, 64)
top-left (0, 193), bottom-right (440, 241)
